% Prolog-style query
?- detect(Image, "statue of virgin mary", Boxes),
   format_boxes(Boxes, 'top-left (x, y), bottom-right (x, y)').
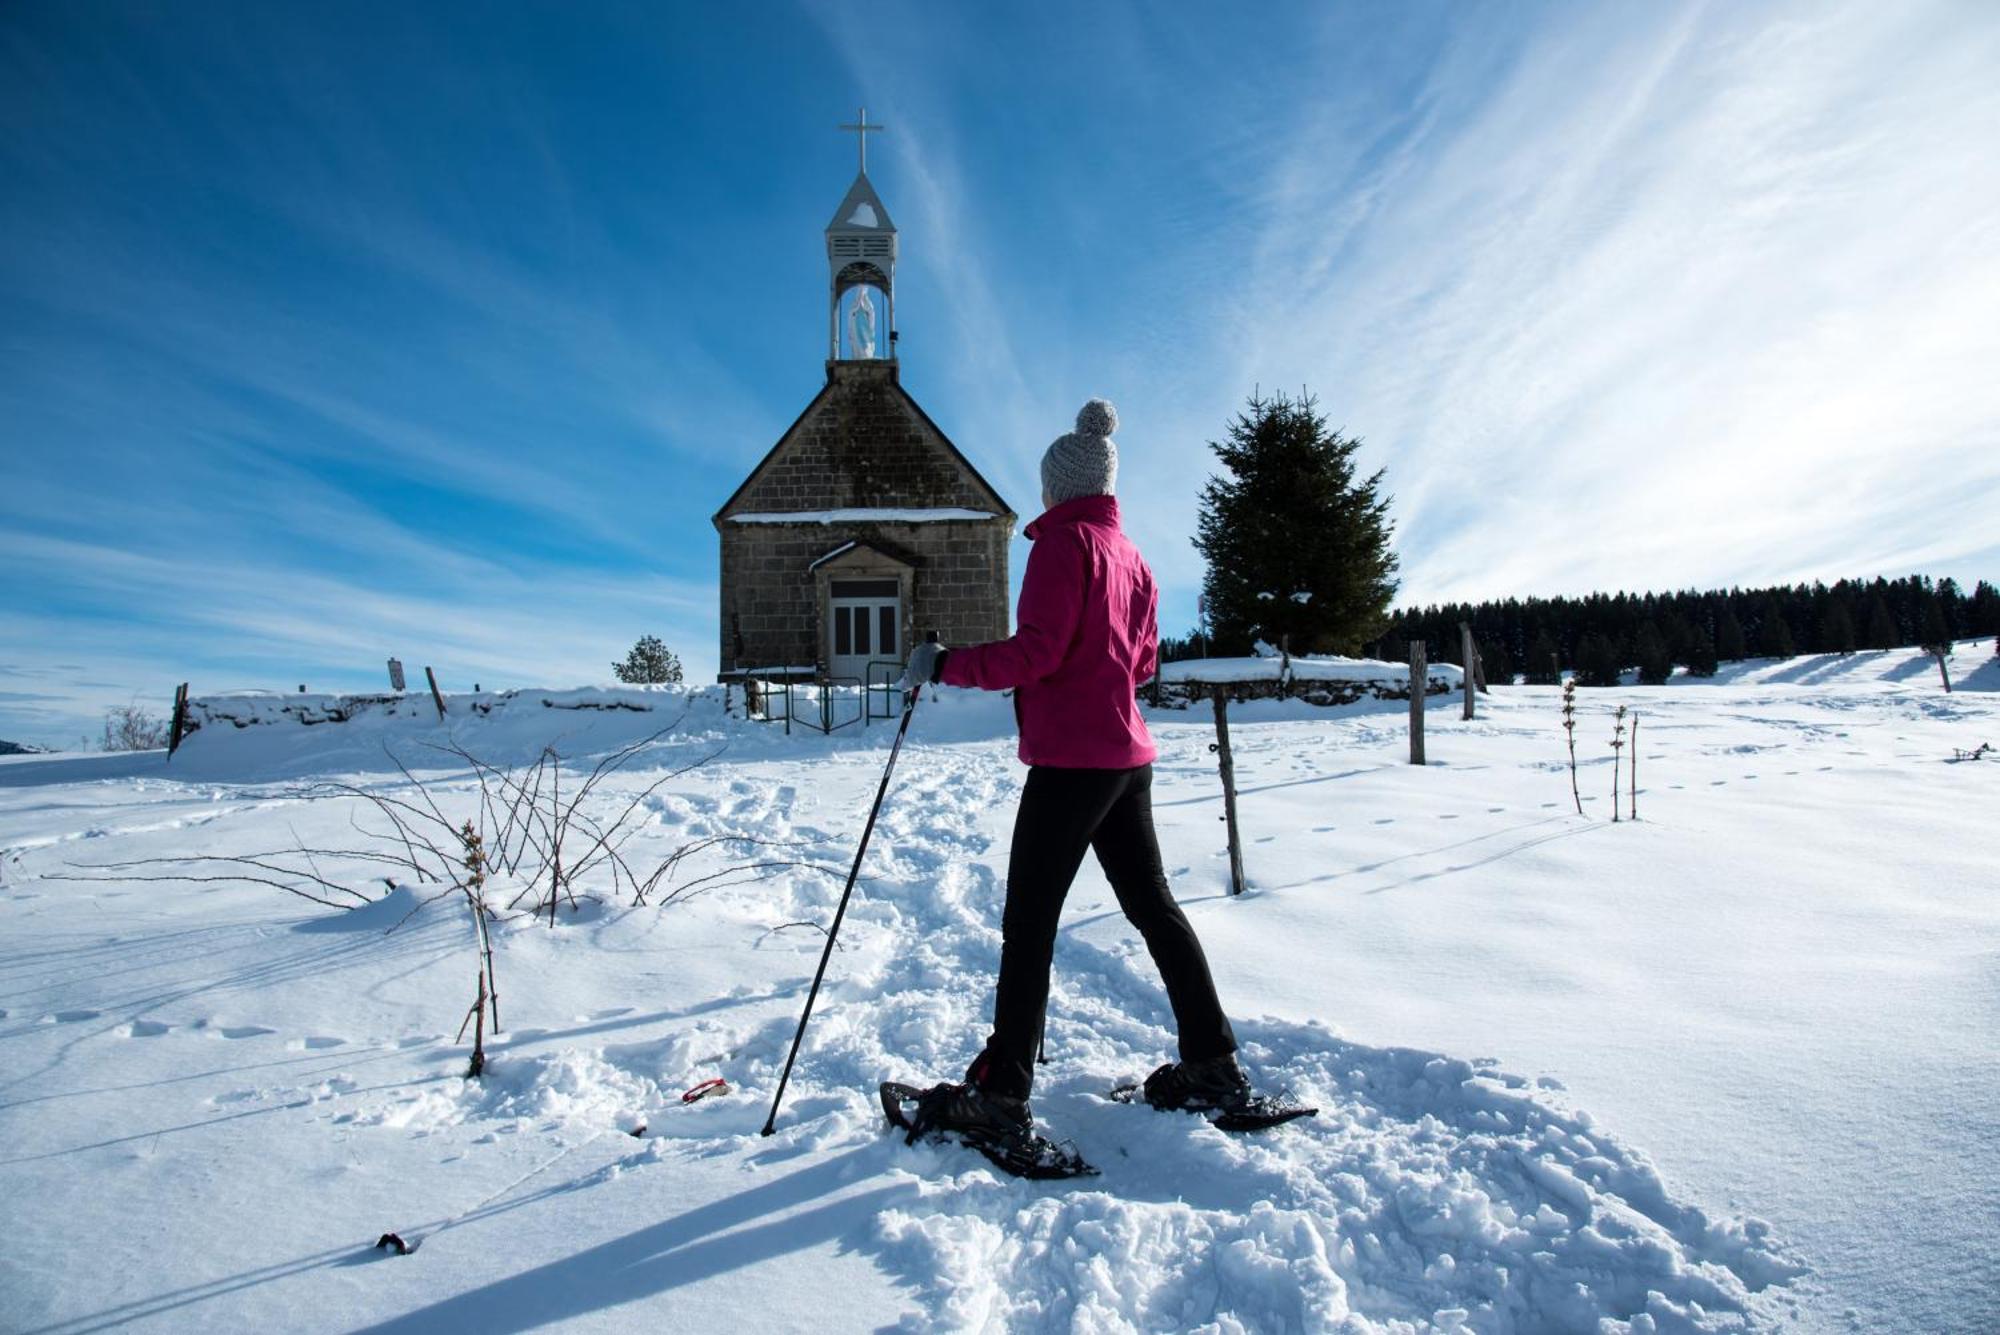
top-left (846, 288), bottom-right (878, 359)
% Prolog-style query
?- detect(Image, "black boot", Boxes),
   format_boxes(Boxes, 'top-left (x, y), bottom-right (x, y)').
top-left (880, 1080), bottom-right (1096, 1179)
top-left (1132, 1053), bottom-right (1317, 1131)
top-left (1141, 1052), bottom-right (1251, 1112)
top-left (910, 1082), bottom-right (1031, 1138)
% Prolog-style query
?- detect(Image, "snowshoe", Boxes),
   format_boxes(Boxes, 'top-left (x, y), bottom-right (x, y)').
top-left (880, 1081), bottom-right (1097, 1180)
top-left (1108, 1056), bottom-right (1318, 1132)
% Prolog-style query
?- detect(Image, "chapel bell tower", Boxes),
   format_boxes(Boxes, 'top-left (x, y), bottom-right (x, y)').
top-left (827, 108), bottom-right (897, 361)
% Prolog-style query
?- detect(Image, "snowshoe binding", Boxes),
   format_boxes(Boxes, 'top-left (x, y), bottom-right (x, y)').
top-left (1108, 1054), bottom-right (1318, 1132)
top-left (880, 1081), bottom-right (1097, 1180)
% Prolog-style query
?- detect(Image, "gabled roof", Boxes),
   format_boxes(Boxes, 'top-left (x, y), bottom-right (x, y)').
top-left (826, 172), bottom-right (895, 234)
top-left (712, 364), bottom-right (1015, 527)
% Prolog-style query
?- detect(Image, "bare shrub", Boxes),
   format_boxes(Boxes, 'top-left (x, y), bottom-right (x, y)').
top-left (102, 704), bottom-right (168, 752)
top-left (51, 711), bottom-right (836, 1076)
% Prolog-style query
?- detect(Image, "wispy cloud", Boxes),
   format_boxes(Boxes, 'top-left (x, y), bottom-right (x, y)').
top-left (4, 0), bottom-right (1992, 745)
top-left (1223, 0), bottom-right (2000, 603)
top-left (810, 0), bottom-right (1998, 622)
top-left (0, 528), bottom-right (713, 745)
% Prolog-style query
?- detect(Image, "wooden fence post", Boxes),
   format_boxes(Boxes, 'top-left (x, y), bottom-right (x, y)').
top-left (167, 683), bottom-right (189, 759)
top-left (1409, 641), bottom-right (1427, 765)
top-left (425, 666), bottom-right (447, 721)
top-left (1460, 623), bottom-right (1477, 720)
top-left (1211, 686), bottom-right (1246, 895)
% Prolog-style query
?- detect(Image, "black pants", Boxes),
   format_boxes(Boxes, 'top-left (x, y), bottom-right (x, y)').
top-left (970, 763), bottom-right (1236, 1100)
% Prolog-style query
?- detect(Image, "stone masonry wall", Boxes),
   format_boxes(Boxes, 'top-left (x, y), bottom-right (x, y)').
top-left (717, 360), bottom-right (1016, 676)
top-left (721, 520), bottom-right (1011, 673)
top-left (731, 361), bottom-right (992, 513)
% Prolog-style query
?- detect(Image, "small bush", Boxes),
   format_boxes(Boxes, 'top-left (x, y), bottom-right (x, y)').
top-left (613, 635), bottom-right (684, 685)
top-left (102, 705), bottom-right (168, 752)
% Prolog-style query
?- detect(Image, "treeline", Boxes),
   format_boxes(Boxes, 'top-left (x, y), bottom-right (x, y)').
top-left (1372, 575), bottom-right (2000, 686)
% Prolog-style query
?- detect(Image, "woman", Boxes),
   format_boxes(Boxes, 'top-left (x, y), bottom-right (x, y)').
top-left (900, 399), bottom-right (1259, 1147)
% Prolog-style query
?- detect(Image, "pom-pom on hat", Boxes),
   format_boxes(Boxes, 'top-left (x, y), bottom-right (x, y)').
top-left (1041, 398), bottom-right (1120, 505)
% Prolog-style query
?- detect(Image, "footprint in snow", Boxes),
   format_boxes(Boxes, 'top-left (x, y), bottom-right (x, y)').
top-left (125, 1020), bottom-right (171, 1038)
top-left (289, 1036), bottom-right (346, 1051)
top-left (218, 1025), bottom-right (276, 1040)
top-left (395, 1034), bottom-right (441, 1049)
top-left (46, 1009), bottom-right (101, 1023)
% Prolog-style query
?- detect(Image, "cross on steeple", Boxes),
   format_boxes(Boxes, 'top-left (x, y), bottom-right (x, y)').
top-left (837, 107), bottom-right (884, 173)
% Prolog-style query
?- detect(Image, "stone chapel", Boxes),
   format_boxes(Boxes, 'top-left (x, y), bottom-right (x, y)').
top-left (712, 128), bottom-right (1015, 686)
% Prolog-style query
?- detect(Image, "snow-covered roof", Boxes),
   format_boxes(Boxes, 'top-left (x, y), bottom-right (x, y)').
top-left (728, 508), bottom-right (999, 525)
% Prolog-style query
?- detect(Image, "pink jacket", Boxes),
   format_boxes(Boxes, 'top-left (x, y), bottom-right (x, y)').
top-left (940, 494), bottom-right (1159, 769)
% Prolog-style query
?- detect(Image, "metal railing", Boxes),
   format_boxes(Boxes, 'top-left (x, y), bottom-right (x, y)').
top-left (735, 660), bottom-right (906, 734)
top-left (865, 660), bottom-right (905, 721)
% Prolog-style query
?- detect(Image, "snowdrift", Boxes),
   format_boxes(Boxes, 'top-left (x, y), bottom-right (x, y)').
top-left (3, 647), bottom-right (1993, 1329)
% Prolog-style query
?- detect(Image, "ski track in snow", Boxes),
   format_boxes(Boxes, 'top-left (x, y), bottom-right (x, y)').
top-left (5, 650), bottom-right (1995, 1331)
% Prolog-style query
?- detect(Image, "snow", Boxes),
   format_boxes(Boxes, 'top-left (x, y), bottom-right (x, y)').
top-left (1162, 653), bottom-right (1464, 688)
top-left (728, 508), bottom-right (999, 525)
top-left (1, 641), bottom-right (1995, 1331)
top-left (811, 540), bottom-right (860, 569)
top-left (849, 201), bottom-right (879, 227)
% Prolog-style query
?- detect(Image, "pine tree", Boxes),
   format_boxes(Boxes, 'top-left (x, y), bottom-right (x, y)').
top-left (1967, 580), bottom-right (2000, 638)
top-left (1526, 628), bottom-right (1560, 685)
top-left (612, 634), bottom-right (684, 685)
top-left (1864, 595), bottom-right (1898, 650)
top-left (1921, 596), bottom-right (1955, 691)
top-left (1921, 596), bottom-right (1954, 656)
top-left (1685, 625), bottom-right (1719, 677)
top-left (1716, 605), bottom-right (1747, 661)
top-left (1576, 632), bottom-right (1623, 687)
top-left (1755, 596), bottom-right (1794, 658)
top-left (1633, 621), bottom-right (1672, 685)
top-left (1936, 577), bottom-right (1966, 639)
top-left (1193, 391), bottom-right (1399, 654)
top-left (1820, 598), bottom-right (1856, 655)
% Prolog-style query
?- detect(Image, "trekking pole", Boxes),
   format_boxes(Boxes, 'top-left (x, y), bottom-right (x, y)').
top-left (761, 637), bottom-right (933, 1136)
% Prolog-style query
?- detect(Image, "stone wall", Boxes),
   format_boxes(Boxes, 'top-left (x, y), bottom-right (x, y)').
top-left (720, 520), bottom-right (1011, 674)
top-left (729, 361), bottom-right (994, 513)
top-left (1150, 674), bottom-right (1458, 710)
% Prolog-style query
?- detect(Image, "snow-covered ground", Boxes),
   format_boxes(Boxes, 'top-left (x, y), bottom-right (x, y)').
top-left (1, 643), bottom-right (1994, 1332)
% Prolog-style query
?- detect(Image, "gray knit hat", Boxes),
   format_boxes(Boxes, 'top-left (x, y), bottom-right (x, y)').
top-left (1040, 399), bottom-right (1120, 504)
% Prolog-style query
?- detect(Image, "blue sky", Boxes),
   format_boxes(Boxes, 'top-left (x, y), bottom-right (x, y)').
top-left (3, 1), bottom-right (1996, 746)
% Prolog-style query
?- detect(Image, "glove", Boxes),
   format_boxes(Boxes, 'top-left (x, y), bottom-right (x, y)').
top-left (898, 641), bottom-right (949, 690)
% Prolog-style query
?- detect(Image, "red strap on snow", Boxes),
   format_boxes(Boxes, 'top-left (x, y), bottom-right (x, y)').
top-left (681, 1078), bottom-right (728, 1104)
